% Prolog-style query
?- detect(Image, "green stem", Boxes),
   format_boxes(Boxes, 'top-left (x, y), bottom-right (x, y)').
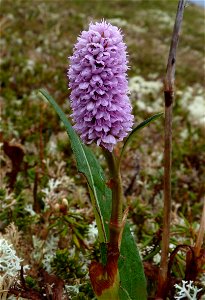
top-left (102, 148), bottom-right (123, 246)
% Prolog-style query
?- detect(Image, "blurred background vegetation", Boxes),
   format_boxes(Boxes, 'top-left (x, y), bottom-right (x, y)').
top-left (0, 0), bottom-right (204, 299)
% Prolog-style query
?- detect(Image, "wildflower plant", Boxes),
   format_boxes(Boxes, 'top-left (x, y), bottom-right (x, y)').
top-left (40, 21), bottom-right (163, 300)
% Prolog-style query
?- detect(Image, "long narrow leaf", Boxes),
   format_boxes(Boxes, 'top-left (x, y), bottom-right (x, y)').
top-left (39, 88), bottom-right (111, 243)
top-left (119, 224), bottom-right (147, 300)
top-left (120, 112), bottom-right (163, 161)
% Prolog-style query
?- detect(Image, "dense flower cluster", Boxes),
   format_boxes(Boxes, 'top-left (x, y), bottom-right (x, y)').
top-left (68, 21), bottom-right (133, 151)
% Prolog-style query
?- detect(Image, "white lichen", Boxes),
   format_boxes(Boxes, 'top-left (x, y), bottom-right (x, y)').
top-left (188, 95), bottom-right (205, 125)
top-left (153, 252), bottom-right (161, 265)
top-left (31, 236), bottom-right (44, 262)
top-left (179, 85), bottom-right (205, 126)
top-left (0, 238), bottom-right (23, 300)
top-left (129, 75), bottom-right (163, 113)
top-left (64, 284), bottom-right (80, 296)
top-left (7, 297), bottom-right (27, 300)
top-left (86, 221), bottom-right (98, 245)
top-left (140, 245), bottom-right (154, 257)
top-left (42, 235), bottom-right (59, 273)
top-left (108, 18), bottom-right (128, 27)
top-left (148, 9), bottom-right (175, 27)
top-left (42, 178), bottom-right (64, 209)
top-left (0, 238), bottom-right (22, 277)
top-left (32, 234), bottom-right (59, 273)
top-left (23, 59), bottom-right (35, 73)
top-left (42, 178), bottom-right (62, 197)
top-left (0, 187), bottom-right (16, 211)
top-left (174, 280), bottom-right (203, 300)
top-left (24, 204), bottom-right (36, 216)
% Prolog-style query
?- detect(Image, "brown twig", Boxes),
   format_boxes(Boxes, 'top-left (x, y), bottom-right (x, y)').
top-left (167, 244), bottom-right (195, 277)
top-left (39, 104), bottom-right (44, 173)
top-left (33, 168), bottom-right (41, 213)
top-left (3, 141), bottom-right (25, 190)
top-left (8, 289), bottom-right (43, 300)
top-left (41, 270), bottom-right (65, 300)
top-left (156, 1), bottom-right (186, 298)
top-left (194, 197), bottom-right (205, 257)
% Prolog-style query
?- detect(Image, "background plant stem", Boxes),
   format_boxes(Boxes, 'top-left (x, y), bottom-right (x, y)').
top-left (156, 0), bottom-right (186, 298)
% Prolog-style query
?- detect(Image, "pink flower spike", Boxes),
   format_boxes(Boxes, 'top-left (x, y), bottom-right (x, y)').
top-left (68, 20), bottom-right (134, 151)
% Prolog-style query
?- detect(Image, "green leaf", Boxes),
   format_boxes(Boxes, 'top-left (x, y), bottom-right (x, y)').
top-left (39, 89), bottom-right (111, 243)
top-left (119, 224), bottom-right (147, 300)
top-left (100, 242), bottom-right (107, 266)
top-left (120, 112), bottom-right (163, 161)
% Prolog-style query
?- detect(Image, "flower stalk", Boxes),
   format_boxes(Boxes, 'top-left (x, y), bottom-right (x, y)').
top-left (102, 148), bottom-right (123, 247)
top-left (89, 148), bottom-right (124, 300)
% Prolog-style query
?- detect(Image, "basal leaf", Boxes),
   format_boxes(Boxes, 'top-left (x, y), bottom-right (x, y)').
top-left (39, 89), bottom-right (111, 243)
top-left (120, 112), bottom-right (163, 161)
top-left (119, 224), bottom-right (147, 300)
